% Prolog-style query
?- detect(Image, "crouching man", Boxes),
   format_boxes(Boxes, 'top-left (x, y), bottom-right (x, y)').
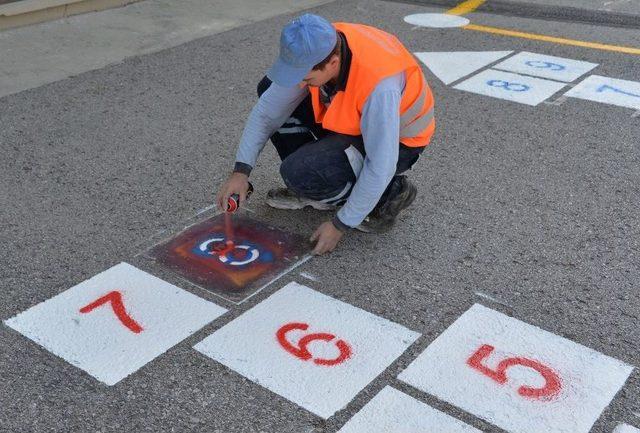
top-left (216, 14), bottom-right (435, 255)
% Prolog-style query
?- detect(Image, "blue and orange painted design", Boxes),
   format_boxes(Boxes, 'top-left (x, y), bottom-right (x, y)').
top-left (148, 214), bottom-right (310, 302)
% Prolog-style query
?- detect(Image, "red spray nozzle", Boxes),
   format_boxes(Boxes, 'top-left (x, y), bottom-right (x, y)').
top-left (226, 182), bottom-right (254, 213)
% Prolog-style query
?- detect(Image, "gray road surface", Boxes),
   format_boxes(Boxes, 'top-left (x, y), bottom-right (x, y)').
top-left (1, 0), bottom-right (639, 432)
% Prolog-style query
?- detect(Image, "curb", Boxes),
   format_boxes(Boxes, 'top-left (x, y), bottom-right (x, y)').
top-left (389, 0), bottom-right (640, 29)
top-left (0, 0), bottom-right (141, 30)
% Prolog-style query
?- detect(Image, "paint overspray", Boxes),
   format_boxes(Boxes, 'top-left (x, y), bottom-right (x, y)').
top-left (147, 191), bottom-right (311, 302)
top-left (213, 182), bottom-right (254, 259)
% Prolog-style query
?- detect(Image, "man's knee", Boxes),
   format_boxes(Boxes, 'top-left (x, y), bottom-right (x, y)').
top-left (280, 150), bottom-right (326, 196)
top-left (279, 153), bottom-right (304, 192)
top-left (279, 147), bottom-right (354, 202)
top-left (257, 76), bottom-right (272, 98)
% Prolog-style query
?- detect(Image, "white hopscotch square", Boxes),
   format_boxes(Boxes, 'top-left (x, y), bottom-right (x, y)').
top-left (615, 424), bottom-right (640, 433)
top-left (4, 262), bottom-right (227, 385)
top-left (493, 51), bottom-right (598, 82)
top-left (454, 69), bottom-right (567, 106)
top-left (337, 386), bottom-right (481, 433)
top-left (398, 304), bottom-right (633, 433)
top-left (565, 75), bottom-right (640, 110)
top-left (194, 282), bottom-right (420, 419)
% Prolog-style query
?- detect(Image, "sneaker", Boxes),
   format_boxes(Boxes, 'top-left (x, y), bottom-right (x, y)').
top-left (355, 176), bottom-right (417, 233)
top-left (266, 187), bottom-right (337, 211)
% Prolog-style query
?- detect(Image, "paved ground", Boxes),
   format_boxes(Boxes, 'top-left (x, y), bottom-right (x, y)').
top-left (0, 0), bottom-right (334, 99)
top-left (401, 0), bottom-right (640, 27)
top-left (496, 0), bottom-right (640, 14)
top-left (1, 0), bottom-right (639, 432)
top-left (404, 0), bottom-right (640, 15)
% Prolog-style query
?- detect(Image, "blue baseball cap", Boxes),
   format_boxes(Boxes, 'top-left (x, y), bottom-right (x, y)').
top-left (267, 14), bottom-right (337, 87)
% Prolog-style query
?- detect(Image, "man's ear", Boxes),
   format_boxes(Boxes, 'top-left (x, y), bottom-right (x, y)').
top-left (329, 54), bottom-right (340, 68)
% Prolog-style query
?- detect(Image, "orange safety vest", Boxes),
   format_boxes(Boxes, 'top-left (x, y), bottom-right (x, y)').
top-left (310, 22), bottom-right (435, 147)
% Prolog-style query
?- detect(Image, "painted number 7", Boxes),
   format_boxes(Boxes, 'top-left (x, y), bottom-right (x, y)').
top-left (79, 291), bottom-right (143, 334)
top-left (467, 344), bottom-right (561, 400)
top-left (596, 84), bottom-right (640, 98)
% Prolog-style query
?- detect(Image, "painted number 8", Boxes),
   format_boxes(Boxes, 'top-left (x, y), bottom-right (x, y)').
top-left (487, 79), bottom-right (530, 92)
top-left (467, 344), bottom-right (562, 400)
top-left (525, 60), bottom-right (565, 71)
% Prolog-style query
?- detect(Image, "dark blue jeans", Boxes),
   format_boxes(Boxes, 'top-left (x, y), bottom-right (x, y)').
top-left (257, 76), bottom-right (424, 207)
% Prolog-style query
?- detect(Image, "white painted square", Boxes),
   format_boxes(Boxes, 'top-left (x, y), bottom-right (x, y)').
top-left (337, 386), bottom-right (481, 433)
top-left (565, 75), bottom-right (640, 110)
top-left (398, 304), bottom-right (633, 433)
top-left (454, 69), bottom-right (567, 106)
top-left (615, 424), bottom-right (640, 433)
top-left (493, 51), bottom-right (598, 82)
top-left (194, 282), bottom-right (420, 419)
top-left (414, 51), bottom-right (513, 84)
top-left (4, 262), bottom-right (227, 385)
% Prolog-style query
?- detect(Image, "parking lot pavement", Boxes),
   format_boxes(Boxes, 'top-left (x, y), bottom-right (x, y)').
top-left (1, 0), bottom-right (638, 432)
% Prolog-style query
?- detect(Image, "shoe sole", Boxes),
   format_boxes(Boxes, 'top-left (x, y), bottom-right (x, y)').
top-left (354, 223), bottom-right (374, 233)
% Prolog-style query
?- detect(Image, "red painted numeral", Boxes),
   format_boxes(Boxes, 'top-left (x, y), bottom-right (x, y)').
top-left (79, 291), bottom-right (143, 334)
top-left (276, 322), bottom-right (351, 366)
top-left (467, 344), bottom-right (561, 399)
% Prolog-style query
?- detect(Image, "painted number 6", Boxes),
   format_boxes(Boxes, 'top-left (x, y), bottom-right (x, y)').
top-left (467, 344), bottom-right (561, 400)
top-left (487, 79), bottom-right (530, 92)
top-left (276, 322), bottom-right (352, 366)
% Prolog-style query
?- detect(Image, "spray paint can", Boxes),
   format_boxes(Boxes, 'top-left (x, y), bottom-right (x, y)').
top-left (226, 182), bottom-right (254, 213)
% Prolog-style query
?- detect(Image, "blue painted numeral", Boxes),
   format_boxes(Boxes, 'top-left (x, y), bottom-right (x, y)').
top-left (525, 60), bottom-right (565, 71)
top-left (596, 84), bottom-right (640, 98)
top-left (487, 79), bottom-right (530, 92)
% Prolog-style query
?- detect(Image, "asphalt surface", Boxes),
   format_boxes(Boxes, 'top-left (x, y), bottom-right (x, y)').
top-left (1, 0), bottom-right (639, 432)
top-left (394, 0), bottom-right (640, 28)
top-left (0, 0), bottom-right (334, 99)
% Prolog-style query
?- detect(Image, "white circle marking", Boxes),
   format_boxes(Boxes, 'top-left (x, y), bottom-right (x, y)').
top-left (403, 13), bottom-right (470, 28)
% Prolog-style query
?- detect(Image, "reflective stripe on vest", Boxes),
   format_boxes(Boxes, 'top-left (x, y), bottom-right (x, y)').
top-left (401, 109), bottom-right (434, 139)
top-left (399, 88), bottom-right (435, 139)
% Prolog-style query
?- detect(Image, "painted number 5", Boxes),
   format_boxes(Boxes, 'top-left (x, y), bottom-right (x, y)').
top-left (487, 79), bottom-right (530, 92)
top-left (467, 344), bottom-right (561, 400)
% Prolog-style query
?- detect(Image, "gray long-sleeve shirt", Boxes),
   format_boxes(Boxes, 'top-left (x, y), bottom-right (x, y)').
top-left (235, 72), bottom-right (405, 228)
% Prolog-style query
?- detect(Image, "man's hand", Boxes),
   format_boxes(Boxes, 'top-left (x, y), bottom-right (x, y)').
top-left (310, 221), bottom-right (344, 255)
top-left (216, 172), bottom-right (250, 211)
